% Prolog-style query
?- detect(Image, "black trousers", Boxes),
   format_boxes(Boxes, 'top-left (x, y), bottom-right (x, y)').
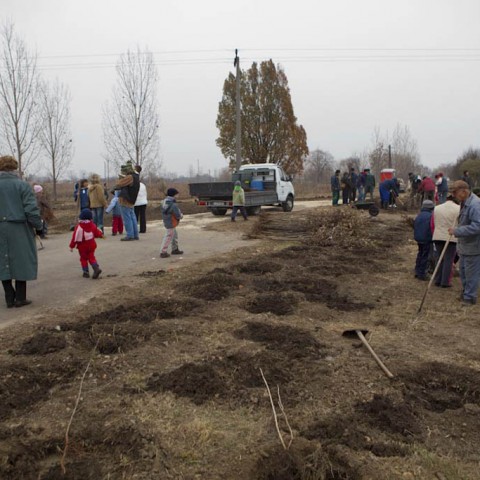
top-left (134, 205), bottom-right (147, 233)
top-left (2, 280), bottom-right (27, 304)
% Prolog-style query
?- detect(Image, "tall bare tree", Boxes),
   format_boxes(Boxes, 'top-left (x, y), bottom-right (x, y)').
top-left (0, 22), bottom-right (42, 177)
top-left (216, 59), bottom-right (309, 175)
top-left (102, 47), bottom-right (160, 173)
top-left (39, 79), bottom-right (73, 200)
top-left (305, 149), bottom-right (335, 184)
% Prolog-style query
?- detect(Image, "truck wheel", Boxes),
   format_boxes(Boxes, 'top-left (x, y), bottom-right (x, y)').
top-left (211, 208), bottom-right (227, 216)
top-left (246, 206), bottom-right (261, 216)
top-left (282, 195), bottom-right (294, 212)
top-left (368, 204), bottom-right (379, 217)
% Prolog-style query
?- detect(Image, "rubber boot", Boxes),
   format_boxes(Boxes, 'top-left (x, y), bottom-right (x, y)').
top-left (92, 264), bottom-right (102, 279)
top-left (2, 280), bottom-right (15, 308)
top-left (14, 281), bottom-right (31, 308)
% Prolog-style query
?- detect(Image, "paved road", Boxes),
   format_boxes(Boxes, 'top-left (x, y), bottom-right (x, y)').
top-left (0, 200), bottom-right (329, 328)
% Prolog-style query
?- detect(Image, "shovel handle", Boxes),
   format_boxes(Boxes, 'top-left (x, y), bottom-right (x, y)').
top-left (356, 330), bottom-right (394, 379)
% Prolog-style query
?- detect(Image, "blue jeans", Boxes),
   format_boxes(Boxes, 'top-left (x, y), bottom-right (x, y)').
top-left (459, 254), bottom-right (480, 302)
top-left (438, 191), bottom-right (447, 204)
top-left (357, 186), bottom-right (365, 202)
top-left (120, 205), bottom-right (139, 239)
top-left (92, 207), bottom-right (105, 232)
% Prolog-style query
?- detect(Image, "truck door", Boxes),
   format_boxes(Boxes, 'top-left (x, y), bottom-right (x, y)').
top-left (277, 167), bottom-right (288, 201)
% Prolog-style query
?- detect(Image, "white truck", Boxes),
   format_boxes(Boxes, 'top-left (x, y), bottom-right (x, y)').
top-left (189, 163), bottom-right (295, 216)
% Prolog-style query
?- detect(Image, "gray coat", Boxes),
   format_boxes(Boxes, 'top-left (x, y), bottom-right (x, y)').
top-left (454, 193), bottom-right (480, 256)
top-left (0, 172), bottom-right (43, 281)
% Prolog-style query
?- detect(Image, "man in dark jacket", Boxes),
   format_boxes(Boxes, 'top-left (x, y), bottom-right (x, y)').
top-left (448, 180), bottom-right (480, 305)
top-left (330, 170), bottom-right (341, 206)
top-left (0, 156), bottom-right (43, 308)
top-left (114, 161), bottom-right (140, 241)
top-left (364, 169), bottom-right (375, 201)
top-left (349, 167), bottom-right (358, 203)
top-left (414, 200), bottom-right (434, 280)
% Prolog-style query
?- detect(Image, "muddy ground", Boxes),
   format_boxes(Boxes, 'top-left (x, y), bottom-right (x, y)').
top-left (0, 204), bottom-right (479, 479)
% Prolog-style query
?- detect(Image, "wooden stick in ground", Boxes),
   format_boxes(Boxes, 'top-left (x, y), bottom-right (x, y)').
top-left (60, 343), bottom-right (98, 474)
top-left (417, 234), bottom-right (452, 314)
top-left (355, 330), bottom-right (394, 379)
top-left (276, 385), bottom-right (293, 449)
top-left (260, 368), bottom-right (287, 451)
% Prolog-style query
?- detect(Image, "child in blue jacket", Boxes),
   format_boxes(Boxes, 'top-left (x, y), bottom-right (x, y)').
top-left (105, 190), bottom-right (124, 236)
top-left (414, 200), bottom-right (434, 280)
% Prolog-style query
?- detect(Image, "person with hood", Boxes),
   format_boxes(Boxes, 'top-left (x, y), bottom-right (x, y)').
top-left (160, 188), bottom-right (183, 258)
top-left (0, 155), bottom-right (43, 308)
top-left (231, 180), bottom-right (248, 221)
top-left (448, 180), bottom-right (480, 306)
top-left (69, 209), bottom-right (104, 278)
top-left (87, 173), bottom-right (108, 233)
top-left (414, 199), bottom-right (435, 280)
top-left (114, 161), bottom-right (140, 241)
top-left (431, 193), bottom-right (460, 288)
top-left (330, 170), bottom-right (341, 206)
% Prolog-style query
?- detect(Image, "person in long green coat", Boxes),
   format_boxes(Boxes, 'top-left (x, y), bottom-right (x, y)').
top-left (0, 156), bottom-right (43, 308)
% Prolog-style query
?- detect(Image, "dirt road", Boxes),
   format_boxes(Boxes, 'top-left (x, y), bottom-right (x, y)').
top-left (1, 200), bottom-right (329, 328)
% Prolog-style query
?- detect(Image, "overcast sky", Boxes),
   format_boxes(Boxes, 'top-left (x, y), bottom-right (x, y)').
top-left (3, 0), bottom-right (480, 177)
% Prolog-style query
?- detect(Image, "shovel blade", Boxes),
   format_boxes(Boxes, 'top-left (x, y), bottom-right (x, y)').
top-left (342, 329), bottom-right (369, 339)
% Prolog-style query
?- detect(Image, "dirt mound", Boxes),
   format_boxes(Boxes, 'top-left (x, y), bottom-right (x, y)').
top-left (146, 351), bottom-right (292, 406)
top-left (13, 331), bottom-right (67, 355)
top-left (252, 439), bottom-right (360, 480)
top-left (61, 298), bottom-right (200, 332)
top-left (324, 293), bottom-right (374, 312)
top-left (356, 394), bottom-right (423, 439)
top-left (287, 276), bottom-right (337, 300)
top-left (0, 359), bottom-right (82, 421)
top-left (74, 322), bottom-right (155, 354)
top-left (40, 460), bottom-right (103, 480)
top-left (184, 272), bottom-right (241, 301)
top-left (236, 260), bottom-right (283, 275)
top-left (370, 442), bottom-right (410, 457)
top-left (401, 361), bottom-right (480, 412)
top-left (245, 292), bottom-right (300, 316)
top-left (234, 321), bottom-right (325, 359)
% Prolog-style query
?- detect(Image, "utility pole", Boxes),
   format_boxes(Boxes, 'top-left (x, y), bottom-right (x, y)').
top-left (388, 144), bottom-right (392, 168)
top-left (234, 49), bottom-right (241, 171)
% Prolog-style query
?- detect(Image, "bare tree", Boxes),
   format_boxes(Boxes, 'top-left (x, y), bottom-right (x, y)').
top-left (305, 149), bottom-right (335, 184)
top-left (0, 22), bottom-right (42, 177)
top-left (102, 47), bottom-right (160, 172)
top-left (39, 79), bottom-right (73, 200)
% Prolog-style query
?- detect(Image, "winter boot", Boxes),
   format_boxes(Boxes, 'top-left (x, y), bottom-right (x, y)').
top-left (171, 249), bottom-right (183, 255)
top-left (83, 271), bottom-right (90, 278)
top-left (160, 252), bottom-right (170, 258)
top-left (92, 264), bottom-right (102, 279)
top-left (14, 281), bottom-right (31, 308)
top-left (2, 280), bottom-right (15, 308)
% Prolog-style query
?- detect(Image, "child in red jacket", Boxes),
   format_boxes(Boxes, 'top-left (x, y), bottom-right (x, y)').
top-left (69, 209), bottom-right (104, 278)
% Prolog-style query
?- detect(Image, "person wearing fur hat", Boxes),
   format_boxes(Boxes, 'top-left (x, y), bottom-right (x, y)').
top-left (160, 188), bottom-right (183, 258)
top-left (69, 209), bottom-right (104, 278)
top-left (87, 173), bottom-right (108, 233)
top-left (413, 199), bottom-right (435, 280)
top-left (0, 155), bottom-right (43, 308)
top-left (113, 161), bottom-right (140, 241)
top-left (231, 180), bottom-right (248, 221)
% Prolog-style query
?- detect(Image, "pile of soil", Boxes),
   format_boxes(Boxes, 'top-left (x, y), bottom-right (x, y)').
top-left (182, 272), bottom-right (241, 301)
top-left (245, 292), bottom-right (300, 316)
top-left (13, 331), bottom-right (67, 355)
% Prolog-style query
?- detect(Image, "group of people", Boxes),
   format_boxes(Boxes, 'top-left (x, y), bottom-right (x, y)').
top-left (413, 179), bottom-right (480, 306)
top-left (330, 167), bottom-right (376, 206)
top-left (0, 155), bottom-right (185, 308)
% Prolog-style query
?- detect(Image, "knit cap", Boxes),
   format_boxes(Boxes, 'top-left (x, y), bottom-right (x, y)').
top-left (422, 200), bottom-right (435, 210)
top-left (33, 185), bottom-right (43, 193)
top-left (79, 209), bottom-right (93, 220)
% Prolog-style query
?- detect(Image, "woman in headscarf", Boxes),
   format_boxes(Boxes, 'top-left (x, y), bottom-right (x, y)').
top-left (0, 155), bottom-right (43, 308)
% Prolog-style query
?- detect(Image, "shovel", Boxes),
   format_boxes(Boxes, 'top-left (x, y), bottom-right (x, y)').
top-left (342, 329), bottom-right (394, 379)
